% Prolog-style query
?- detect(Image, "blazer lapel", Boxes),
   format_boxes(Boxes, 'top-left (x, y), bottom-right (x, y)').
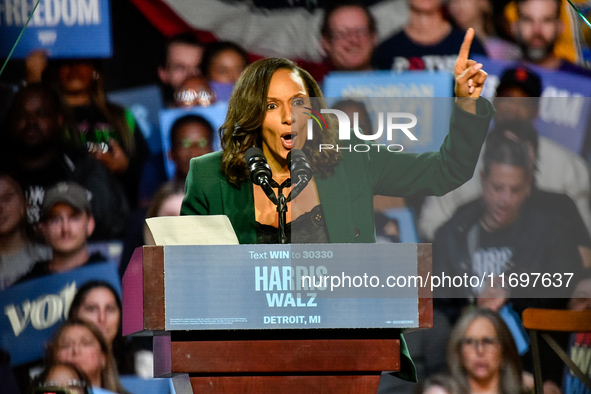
top-left (220, 179), bottom-right (257, 244)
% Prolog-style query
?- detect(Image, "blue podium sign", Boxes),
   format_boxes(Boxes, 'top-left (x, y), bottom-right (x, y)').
top-left (164, 244), bottom-right (420, 331)
top-left (0, 0), bottom-right (112, 59)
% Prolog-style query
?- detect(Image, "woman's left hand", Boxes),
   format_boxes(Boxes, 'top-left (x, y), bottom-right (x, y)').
top-left (454, 28), bottom-right (488, 111)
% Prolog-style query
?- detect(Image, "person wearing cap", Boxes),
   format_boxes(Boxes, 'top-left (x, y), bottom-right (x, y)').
top-left (495, 65), bottom-right (542, 98)
top-left (419, 66), bottom-right (591, 242)
top-left (16, 182), bottom-right (107, 283)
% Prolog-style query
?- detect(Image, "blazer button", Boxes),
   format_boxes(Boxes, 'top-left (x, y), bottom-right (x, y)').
top-left (354, 228), bottom-right (360, 238)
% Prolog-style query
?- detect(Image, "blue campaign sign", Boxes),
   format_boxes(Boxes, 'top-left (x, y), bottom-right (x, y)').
top-left (159, 103), bottom-right (227, 178)
top-left (0, 0), bottom-right (112, 59)
top-left (164, 244), bottom-right (419, 331)
top-left (322, 73), bottom-right (455, 154)
top-left (0, 262), bottom-right (121, 365)
top-left (474, 56), bottom-right (591, 154)
top-left (323, 71), bottom-right (454, 98)
top-left (108, 85), bottom-right (165, 154)
top-left (316, 96), bottom-right (455, 154)
top-left (88, 240), bottom-right (123, 265)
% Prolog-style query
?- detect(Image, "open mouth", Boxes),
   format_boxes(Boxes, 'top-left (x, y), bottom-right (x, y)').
top-left (281, 132), bottom-right (297, 149)
top-left (494, 209), bottom-right (510, 222)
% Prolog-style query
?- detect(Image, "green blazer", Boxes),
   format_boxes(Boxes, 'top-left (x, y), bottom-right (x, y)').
top-left (181, 98), bottom-right (495, 381)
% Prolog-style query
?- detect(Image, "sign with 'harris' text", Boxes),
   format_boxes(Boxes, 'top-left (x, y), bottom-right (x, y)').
top-left (0, 0), bottom-right (111, 58)
top-left (164, 244), bottom-right (420, 331)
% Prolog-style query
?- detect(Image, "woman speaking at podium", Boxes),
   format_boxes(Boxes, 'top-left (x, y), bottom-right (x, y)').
top-left (180, 28), bottom-right (494, 381)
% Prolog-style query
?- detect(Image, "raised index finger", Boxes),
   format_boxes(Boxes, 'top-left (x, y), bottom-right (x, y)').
top-left (458, 28), bottom-right (475, 64)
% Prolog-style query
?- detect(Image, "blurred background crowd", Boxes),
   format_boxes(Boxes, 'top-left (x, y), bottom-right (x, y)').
top-left (1, 0), bottom-right (591, 394)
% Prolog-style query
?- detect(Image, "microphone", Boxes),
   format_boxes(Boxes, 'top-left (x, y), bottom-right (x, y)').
top-left (288, 149), bottom-right (312, 201)
top-left (245, 147), bottom-right (278, 204)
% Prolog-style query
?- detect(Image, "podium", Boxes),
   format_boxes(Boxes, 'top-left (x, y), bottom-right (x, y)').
top-left (122, 244), bottom-right (433, 393)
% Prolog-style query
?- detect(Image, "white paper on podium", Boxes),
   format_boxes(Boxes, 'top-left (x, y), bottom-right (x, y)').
top-left (145, 215), bottom-right (239, 245)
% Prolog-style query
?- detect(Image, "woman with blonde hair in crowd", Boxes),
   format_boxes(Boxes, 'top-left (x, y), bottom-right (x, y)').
top-left (46, 319), bottom-right (128, 394)
top-left (447, 308), bottom-right (524, 394)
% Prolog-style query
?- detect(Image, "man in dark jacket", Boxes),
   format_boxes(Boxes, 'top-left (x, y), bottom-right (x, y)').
top-left (2, 84), bottom-right (129, 240)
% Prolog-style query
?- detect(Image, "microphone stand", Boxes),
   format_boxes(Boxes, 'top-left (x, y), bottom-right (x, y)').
top-left (276, 178), bottom-right (291, 244)
top-left (261, 174), bottom-right (309, 244)
top-left (245, 146), bottom-right (293, 244)
top-left (257, 177), bottom-right (291, 244)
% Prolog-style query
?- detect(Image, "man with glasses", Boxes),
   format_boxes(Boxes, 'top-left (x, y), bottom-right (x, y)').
top-left (320, 1), bottom-right (377, 73)
top-left (168, 114), bottom-right (214, 186)
top-left (158, 34), bottom-right (205, 107)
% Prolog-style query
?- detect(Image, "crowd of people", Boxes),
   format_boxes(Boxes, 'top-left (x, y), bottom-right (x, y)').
top-left (1, 0), bottom-right (591, 394)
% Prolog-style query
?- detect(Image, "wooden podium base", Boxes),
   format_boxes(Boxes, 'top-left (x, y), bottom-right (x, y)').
top-left (155, 337), bottom-right (400, 394)
top-left (189, 375), bottom-right (381, 393)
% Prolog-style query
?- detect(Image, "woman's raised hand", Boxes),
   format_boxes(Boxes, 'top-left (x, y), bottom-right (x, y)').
top-left (454, 28), bottom-right (487, 106)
